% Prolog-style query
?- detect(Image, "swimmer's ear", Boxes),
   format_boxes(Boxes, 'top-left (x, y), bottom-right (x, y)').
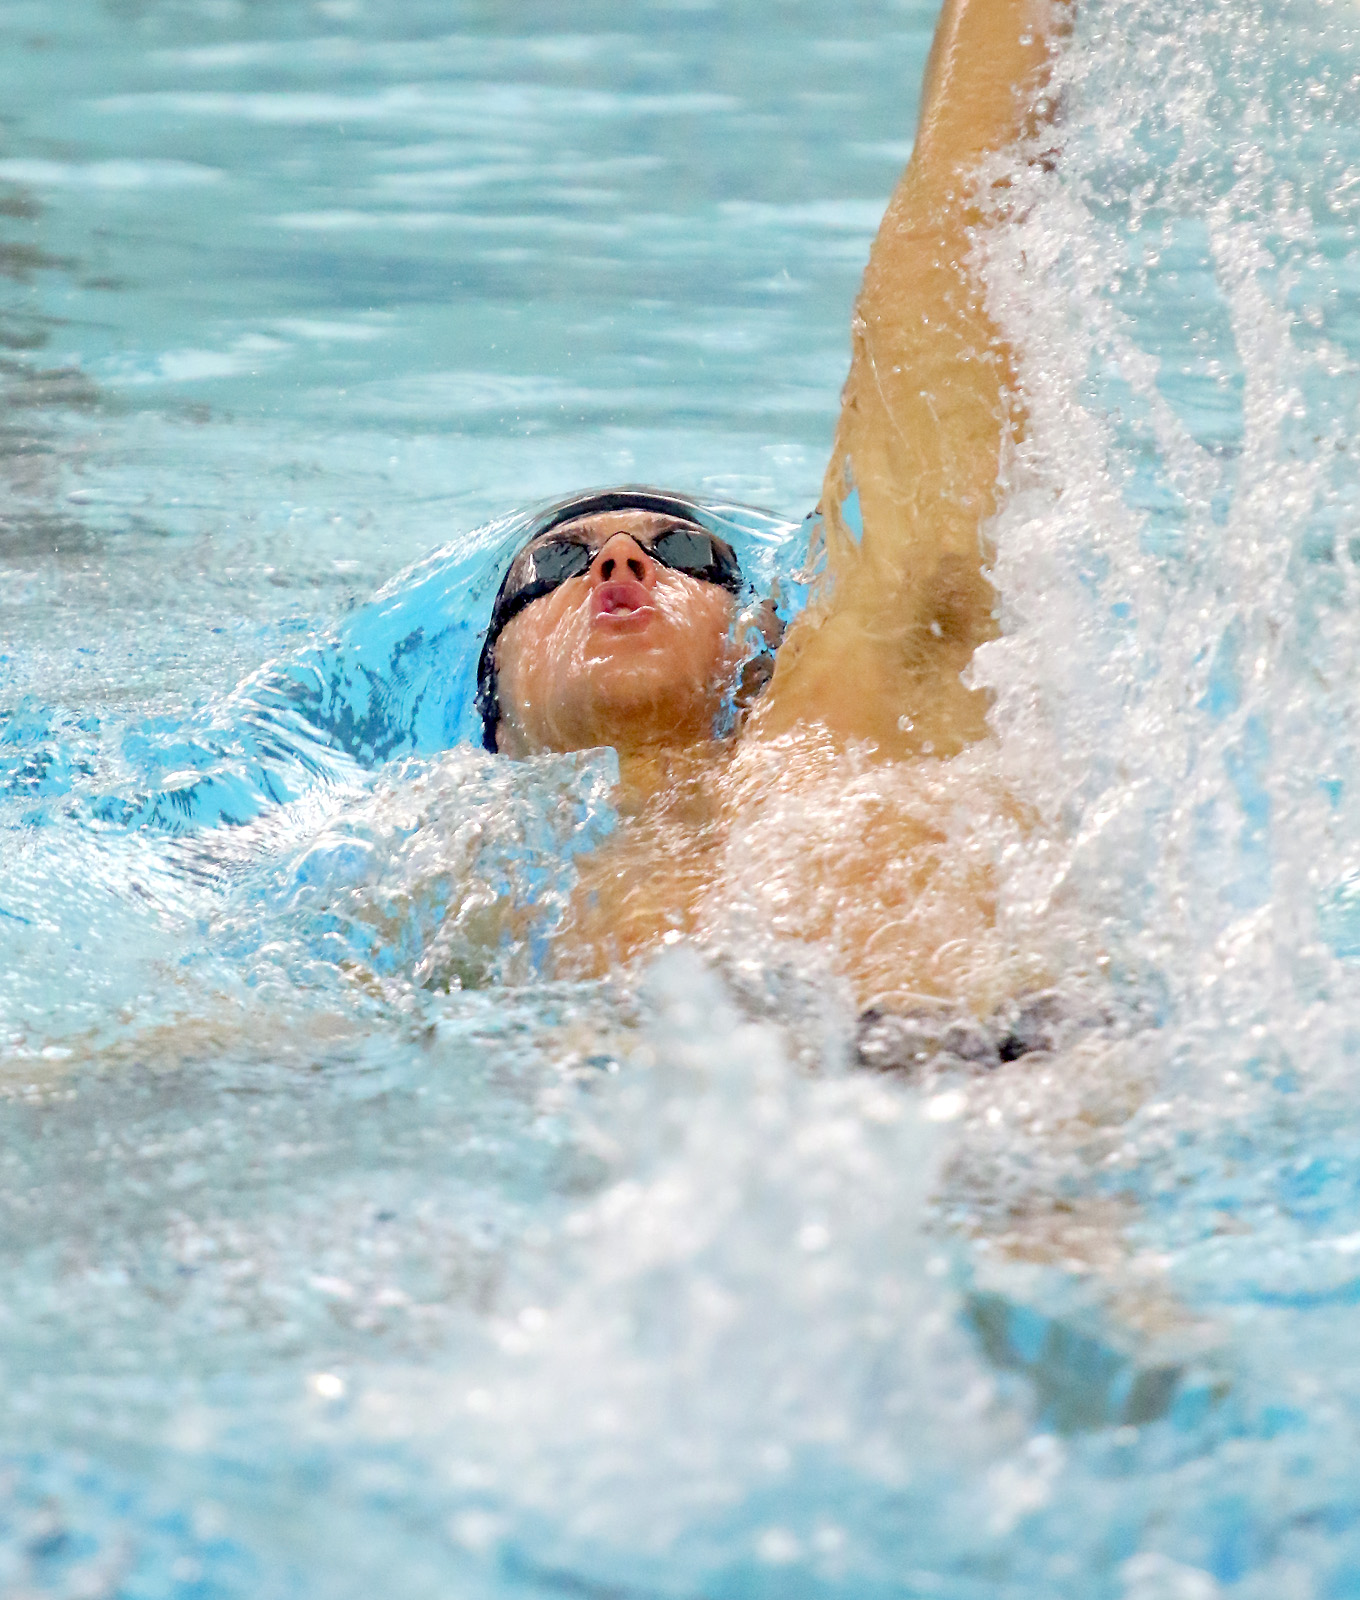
top-left (735, 653), bottom-right (776, 708)
top-left (745, 596), bottom-right (784, 650)
top-left (732, 597), bottom-right (785, 713)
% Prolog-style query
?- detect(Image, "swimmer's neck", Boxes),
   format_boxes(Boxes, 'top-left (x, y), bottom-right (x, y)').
top-left (611, 738), bottom-right (732, 811)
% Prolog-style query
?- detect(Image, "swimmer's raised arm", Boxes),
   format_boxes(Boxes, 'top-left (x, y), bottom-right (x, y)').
top-left (753, 0), bottom-right (1070, 758)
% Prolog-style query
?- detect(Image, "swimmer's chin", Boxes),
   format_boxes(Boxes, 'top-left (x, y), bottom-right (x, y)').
top-left (513, 660), bottom-right (729, 756)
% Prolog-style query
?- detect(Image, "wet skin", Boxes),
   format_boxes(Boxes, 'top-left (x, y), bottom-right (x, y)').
top-left (493, 510), bottom-right (740, 761)
top-left (491, 510), bottom-right (762, 985)
top-left (489, 509), bottom-right (1019, 1011)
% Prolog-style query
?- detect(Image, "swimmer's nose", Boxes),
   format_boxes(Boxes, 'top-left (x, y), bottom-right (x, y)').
top-left (592, 533), bottom-right (656, 587)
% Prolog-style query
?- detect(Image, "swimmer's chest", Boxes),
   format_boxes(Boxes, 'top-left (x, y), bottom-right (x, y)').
top-left (549, 734), bottom-right (1007, 1008)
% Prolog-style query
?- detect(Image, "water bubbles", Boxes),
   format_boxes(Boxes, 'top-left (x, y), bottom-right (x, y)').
top-left (797, 1220), bottom-right (831, 1252)
top-left (755, 1525), bottom-right (801, 1563)
top-left (986, 1434), bottom-right (1066, 1536)
top-left (925, 1088), bottom-right (968, 1122)
top-left (1121, 1552), bottom-right (1222, 1600)
top-left (448, 1509), bottom-right (506, 1554)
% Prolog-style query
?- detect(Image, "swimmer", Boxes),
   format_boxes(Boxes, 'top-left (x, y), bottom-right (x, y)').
top-left (475, 0), bottom-right (1070, 1016)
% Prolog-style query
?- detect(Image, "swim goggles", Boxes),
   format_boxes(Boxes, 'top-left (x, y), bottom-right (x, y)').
top-left (475, 487), bottom-right (746, 751)
top-left (492, 519), bottom-right (743, 636)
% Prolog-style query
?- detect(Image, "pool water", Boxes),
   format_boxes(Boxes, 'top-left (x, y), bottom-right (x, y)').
top-left (5, 0), bottom-right (1360, 1594)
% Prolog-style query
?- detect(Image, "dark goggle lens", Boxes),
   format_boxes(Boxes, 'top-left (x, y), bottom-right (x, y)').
top-left (649, 527), bottom-right (740, 588)
top-left (524, 537), bottom-right (593, 589)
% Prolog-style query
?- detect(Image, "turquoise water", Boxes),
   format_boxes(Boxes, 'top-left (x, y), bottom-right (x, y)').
top-left (6, 0), bottom-right (1360, 1595)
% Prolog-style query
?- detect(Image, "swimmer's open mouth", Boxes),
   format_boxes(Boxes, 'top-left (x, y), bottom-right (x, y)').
top-left (593, 581), bottom-right (656, 629)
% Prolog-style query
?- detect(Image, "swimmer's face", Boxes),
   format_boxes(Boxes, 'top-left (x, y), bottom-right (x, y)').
top-left (493, 510), bottom-right (740, 756)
